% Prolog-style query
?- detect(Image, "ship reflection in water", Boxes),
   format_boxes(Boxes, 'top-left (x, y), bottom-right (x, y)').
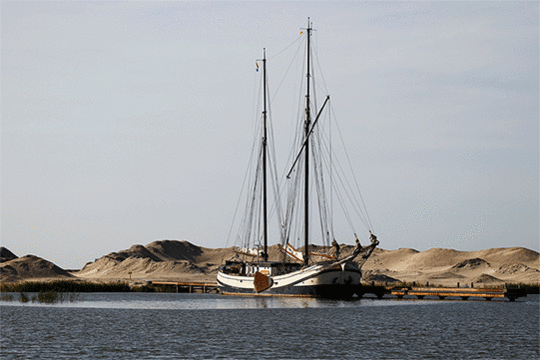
top-left (1, 293), bottom-right (538, 359)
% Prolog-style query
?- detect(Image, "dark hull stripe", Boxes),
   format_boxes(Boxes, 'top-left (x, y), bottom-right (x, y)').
top-left (218, 282), bottom-right (362, 299)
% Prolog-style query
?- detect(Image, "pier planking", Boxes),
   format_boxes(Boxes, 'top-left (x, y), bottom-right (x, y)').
top-left (149, 281), bottom-right (527, 300)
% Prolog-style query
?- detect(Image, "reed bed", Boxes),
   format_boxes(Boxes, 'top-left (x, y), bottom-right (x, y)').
top-left (0, 291), bottom-right (81, 304)
top-left (1, 280), bottom-right (130, 293)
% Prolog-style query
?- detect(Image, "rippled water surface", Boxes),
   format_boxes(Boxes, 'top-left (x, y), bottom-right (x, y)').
top-left (1, 293), bottom-right (538, 359)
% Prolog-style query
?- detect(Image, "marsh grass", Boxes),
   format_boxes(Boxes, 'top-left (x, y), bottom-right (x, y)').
top-left (504, 283), bottom-right (539, 294)
top-left (1, 292), bottom-right (14, 301)
top-left (37, 290), bottom-right (59, 303)
top-left (19, 292), bottom-right (29, 303)
top-left (132, 284), bottom-right (178, 293)
top-left (0, 291), bottom-right (80, 303)
top-left (1, 280), bottom-right (130, 293)
top-left (1, 280), bottom-right (130, 303)
top-left (0, 280), bottom-right (179, 293)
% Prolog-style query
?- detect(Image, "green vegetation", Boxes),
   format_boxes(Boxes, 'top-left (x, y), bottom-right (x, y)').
top-left (0, 293), bottom-right (14, 301)
top-left (1, 281), bottom-right (131, 304)
top-left (19, 292), bottom-right (29, 303)
top-left (503, 283), bottom-right (539, 294)
top-left (131, 284), bottom-right (156, 292)
top-left (37, 290), bottom-right (58, 303)
top-left (130, 284), bottom-right (178, 292)
top-left (0, 290), bottom-right (81, 304)
top-left (1, 280), bottom-right (130, 293)
top-left (1, 280), bottom-right (189, 294)
top-left (35, 290), bottom-right (80, 303)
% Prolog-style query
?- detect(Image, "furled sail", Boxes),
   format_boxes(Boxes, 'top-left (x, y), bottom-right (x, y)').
top-left (234, 247), bottom-right (264, 257)
top-left (279, 243), bottom-right (335, 262)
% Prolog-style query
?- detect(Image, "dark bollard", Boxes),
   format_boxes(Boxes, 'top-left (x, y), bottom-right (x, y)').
top-left (471, 282), bottom-right (474, 288)
top-left (457, 282), bottom-right (460, 288)
top-left (426, 281), bottom-right (429, 287)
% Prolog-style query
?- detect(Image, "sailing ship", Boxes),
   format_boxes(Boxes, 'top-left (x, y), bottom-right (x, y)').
top-left (217, 19), bottom-right (379, 298)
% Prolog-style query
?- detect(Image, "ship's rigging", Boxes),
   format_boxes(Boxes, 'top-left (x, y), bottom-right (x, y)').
top-left (227, 20), bottom-right (373, 265)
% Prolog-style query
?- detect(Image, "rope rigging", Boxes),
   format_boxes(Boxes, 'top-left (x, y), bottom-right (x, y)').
top-left (228, 27), bottom-right (374, 261)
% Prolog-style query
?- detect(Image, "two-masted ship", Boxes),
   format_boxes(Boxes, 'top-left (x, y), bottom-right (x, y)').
top-left (217, 19), bottom-right (379, 298)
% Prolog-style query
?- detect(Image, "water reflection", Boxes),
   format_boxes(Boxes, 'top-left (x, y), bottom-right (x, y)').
top-left (1, 292), bottom-right (536, 310)
top-left (2, 294), bottom-right (538, 359)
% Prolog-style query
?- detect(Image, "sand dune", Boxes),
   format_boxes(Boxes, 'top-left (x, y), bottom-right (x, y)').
top-left (1, 247), bottom-right (18, 263)
top-left (1, 241), bottom-right (538, 286)
top-left (362, 247), bottom-right (539, 286)
top-left (0, 253), bottom-right (74, 283)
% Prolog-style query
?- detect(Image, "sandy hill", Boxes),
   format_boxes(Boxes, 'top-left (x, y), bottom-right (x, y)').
top-left (1, 241), bottom-right (538, 286)
top-left (75, 240), bottom-right (237, 283)
top-left (362, 247), bottom-right (539, 286)
top-left (74, 240), bottom-right (539, 286)
top-left (0, 253), bottom-right (74, 283)
top-left (1, 247), bottom-right (18, 262)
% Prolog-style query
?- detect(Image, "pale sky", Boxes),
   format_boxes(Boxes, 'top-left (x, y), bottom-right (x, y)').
top-left (2, 2), bottom-right (538, 269)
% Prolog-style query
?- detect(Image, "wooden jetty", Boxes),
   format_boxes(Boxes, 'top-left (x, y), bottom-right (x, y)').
top-left (148, 281), bottom-right (527, 301)
top-left (150, 281), bottom-right (219, 294)
top-left (370, 285), bottom-right (526, 301)
top-left (389, 286), bottom-right (526, 301)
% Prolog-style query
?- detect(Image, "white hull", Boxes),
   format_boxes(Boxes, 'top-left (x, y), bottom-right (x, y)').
top-left (217, 262), bottom-right (362, 298)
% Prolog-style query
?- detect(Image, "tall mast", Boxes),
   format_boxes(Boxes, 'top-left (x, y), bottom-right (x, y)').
top-left (262, 48), bottom-right (269, 262)
top-left (303, 18), bottom-right (312, 266)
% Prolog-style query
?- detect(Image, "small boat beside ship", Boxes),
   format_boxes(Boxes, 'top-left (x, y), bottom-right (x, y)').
top-left (217, 19), bottom-right (379, 298)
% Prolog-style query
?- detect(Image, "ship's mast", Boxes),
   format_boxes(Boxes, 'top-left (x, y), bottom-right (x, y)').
top-left (262, 48), bottom-right (269, 262)
top-left (303, 18), bottom-right (312, 266)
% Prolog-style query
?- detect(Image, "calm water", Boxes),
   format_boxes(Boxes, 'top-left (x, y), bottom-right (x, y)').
top-left (1, 293), bottom-right (538, 359)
